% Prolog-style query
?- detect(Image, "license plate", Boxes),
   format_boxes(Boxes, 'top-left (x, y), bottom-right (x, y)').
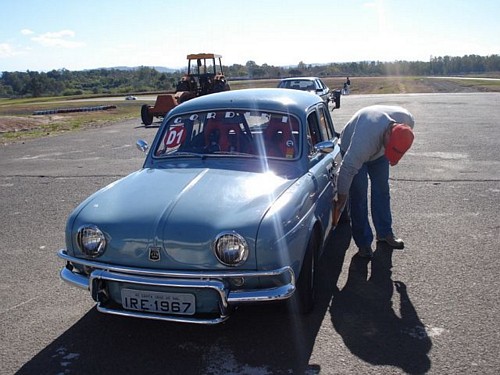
top-left (121, 289), bottom-right (195, 315)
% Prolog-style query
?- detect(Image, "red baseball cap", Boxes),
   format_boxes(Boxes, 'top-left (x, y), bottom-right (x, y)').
top-left (385, 124), bottom-right (414, 166)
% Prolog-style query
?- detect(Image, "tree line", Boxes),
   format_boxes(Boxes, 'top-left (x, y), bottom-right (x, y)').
top-left (1, 54), bottom-right (498, 98)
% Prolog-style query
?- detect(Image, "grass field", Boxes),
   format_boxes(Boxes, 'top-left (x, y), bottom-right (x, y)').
top-left (1, 75), bottom-right (499, 142)
top-left (0, 100), bottom-right (140, 142)
top-left (230, 75), bottom-right (500, 94)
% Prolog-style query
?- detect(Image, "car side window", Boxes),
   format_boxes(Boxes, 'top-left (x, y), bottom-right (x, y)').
top-left (306, 105), bottom-right (337, 156)
top-left (307, 111), bottom-right (321, 156)
top-left (318, 105), bottom-right (334, 140)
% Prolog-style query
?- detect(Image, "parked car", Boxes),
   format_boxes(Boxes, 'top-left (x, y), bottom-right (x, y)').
top-left (277, 77), bottom-right (331, 104)
top-left (58, 88), bottom-right (342, 324)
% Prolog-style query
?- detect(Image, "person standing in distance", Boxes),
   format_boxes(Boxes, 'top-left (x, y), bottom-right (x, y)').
top-left (332, 105), bottom-right (415, 258)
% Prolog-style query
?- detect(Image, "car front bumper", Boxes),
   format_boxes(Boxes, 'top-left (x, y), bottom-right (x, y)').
top-left (58, 249), bottom-right (296, 324)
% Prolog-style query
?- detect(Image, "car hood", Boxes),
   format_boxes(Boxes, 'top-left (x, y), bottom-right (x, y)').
top-left (68, 167), bottom-right (295, 269)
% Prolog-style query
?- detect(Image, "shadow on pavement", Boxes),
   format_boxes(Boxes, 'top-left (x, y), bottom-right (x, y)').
top-left (16, 224), bottom-right (352, 375)
top-left (330, 243), bottom-right (432, 374)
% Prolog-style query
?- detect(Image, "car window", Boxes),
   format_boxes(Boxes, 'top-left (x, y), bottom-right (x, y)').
top-left (306, 107), bottom-right (337, 156)
top-left (307, 110), bottom-right (321, 146)
top-left (155, 110), bottom-right (301, 159)
top-left (279, 80), bottom-right (315, 91)
top-left (307, 105), bottom-right (336, 144)
top-left (318, 106), bottom-right (334, 140)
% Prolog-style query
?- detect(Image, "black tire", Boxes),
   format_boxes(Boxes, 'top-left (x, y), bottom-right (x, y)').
top-left (288, 234), bottom-right (318, 314)
top-left (141, 104), bottom-right (153, 126)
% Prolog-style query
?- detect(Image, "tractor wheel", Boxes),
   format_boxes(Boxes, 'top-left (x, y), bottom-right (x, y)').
top-left (141, 104), bottom-right (153, 126)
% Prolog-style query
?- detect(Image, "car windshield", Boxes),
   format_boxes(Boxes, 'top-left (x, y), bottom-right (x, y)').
top-left (154, 110), bottom-right (301, 159)
top-left (279, 80), bottom-right (316, 91)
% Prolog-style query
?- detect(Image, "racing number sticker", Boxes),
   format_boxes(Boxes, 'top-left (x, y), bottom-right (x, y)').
top-left (165, 126), bottom-right (187, 148)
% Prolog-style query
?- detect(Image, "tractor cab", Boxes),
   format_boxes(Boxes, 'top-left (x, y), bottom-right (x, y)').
top-left (177, 53), bottom-right (230, 98)
top-left (141, 53), bottom-right (230, 126)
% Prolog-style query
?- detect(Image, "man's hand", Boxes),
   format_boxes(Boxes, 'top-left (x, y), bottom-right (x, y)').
top-left (332, 193), bottom-right (348, 227)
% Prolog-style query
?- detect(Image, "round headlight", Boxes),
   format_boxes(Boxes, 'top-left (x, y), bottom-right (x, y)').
top-left (213, 231), bottom-right (249, 267)
top-left (77, 225), bottom-right (107, 258)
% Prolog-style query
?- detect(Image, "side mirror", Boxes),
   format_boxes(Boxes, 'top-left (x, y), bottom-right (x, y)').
top-left (136, 139), bottom-right (149, 153)
top-left (315, 140), bottom-right (335, 154)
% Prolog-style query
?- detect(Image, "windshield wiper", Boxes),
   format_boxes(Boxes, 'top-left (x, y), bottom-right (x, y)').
top-left (206, 151), bottom-right (258, 157)
top-left (161, 151), bottom-right (204, 158)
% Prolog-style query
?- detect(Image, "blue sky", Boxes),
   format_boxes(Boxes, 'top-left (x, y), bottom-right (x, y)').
top-left (1, 0), bottom-right (499, 72)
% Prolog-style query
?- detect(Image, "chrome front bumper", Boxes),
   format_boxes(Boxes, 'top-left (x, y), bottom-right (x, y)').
top-left (58, 249), bottom-right (295, 324)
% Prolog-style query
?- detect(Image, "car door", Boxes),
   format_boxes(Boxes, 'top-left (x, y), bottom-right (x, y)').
top-left (306, 104), bottom-right (341, 245)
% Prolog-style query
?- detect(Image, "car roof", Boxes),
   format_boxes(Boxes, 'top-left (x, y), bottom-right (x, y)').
top-left (168, 88), bottom-right (323, 118)
top-left (279, 77), bottom-right (321, 81)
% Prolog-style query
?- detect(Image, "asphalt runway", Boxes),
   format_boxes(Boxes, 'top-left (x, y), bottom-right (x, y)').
top-left (1, 92), bottom-right (499, 374)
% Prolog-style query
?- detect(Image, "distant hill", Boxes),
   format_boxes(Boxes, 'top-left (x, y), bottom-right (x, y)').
top-left (97, 66), bottom-right (180, 73)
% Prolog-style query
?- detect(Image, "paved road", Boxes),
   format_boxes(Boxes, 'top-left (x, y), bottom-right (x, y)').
top-left (1, 93), bottom-right (499, 374)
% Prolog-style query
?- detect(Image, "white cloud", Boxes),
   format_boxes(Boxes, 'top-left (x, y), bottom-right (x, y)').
top-left (362, 1), bottom-right (377, 9)
top-left (0, 43), bottom-right (20, 58)
top-left (31, 30), bottom-right (85, 48)
top-left (21, 29), bottom-right (34, 35)
top-left (0, 43), bottom-right (13, 57)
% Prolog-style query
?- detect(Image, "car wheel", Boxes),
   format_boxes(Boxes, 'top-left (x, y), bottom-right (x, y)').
top-left (289, 234), bottom-right (318, 314)
top-left (141, 104), bottom-right (153, 126)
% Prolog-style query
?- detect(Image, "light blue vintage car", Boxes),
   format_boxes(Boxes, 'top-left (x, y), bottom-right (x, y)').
top-left (58, 88), bottom-right (342, 324)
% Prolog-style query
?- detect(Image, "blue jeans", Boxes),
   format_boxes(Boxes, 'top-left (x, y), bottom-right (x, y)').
top-left (349, 156), bottom-right (393, 248)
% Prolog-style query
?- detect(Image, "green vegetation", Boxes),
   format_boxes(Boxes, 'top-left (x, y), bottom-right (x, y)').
top-left (1, 54), bottom-right (499, 99)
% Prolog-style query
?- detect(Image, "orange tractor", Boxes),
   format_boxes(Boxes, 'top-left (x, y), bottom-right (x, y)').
top-left (141, 53), bottom-right (230, 126)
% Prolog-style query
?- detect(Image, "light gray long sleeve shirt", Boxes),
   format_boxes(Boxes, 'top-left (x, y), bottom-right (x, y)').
top-left (337, 105), bottom-right (415, 195)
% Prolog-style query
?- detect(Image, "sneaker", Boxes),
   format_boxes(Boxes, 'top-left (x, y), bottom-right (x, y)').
top-left (356, 246), bottom-right (373, 258)
top-left (377, 234), bottom-right (404, 249)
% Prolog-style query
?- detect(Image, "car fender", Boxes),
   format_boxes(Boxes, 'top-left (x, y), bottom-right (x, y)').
top-left (255, 171), bottom-right (321, 277)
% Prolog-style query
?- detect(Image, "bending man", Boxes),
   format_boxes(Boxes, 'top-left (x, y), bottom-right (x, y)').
top-left (333, 105), bottom-right (415, 258)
